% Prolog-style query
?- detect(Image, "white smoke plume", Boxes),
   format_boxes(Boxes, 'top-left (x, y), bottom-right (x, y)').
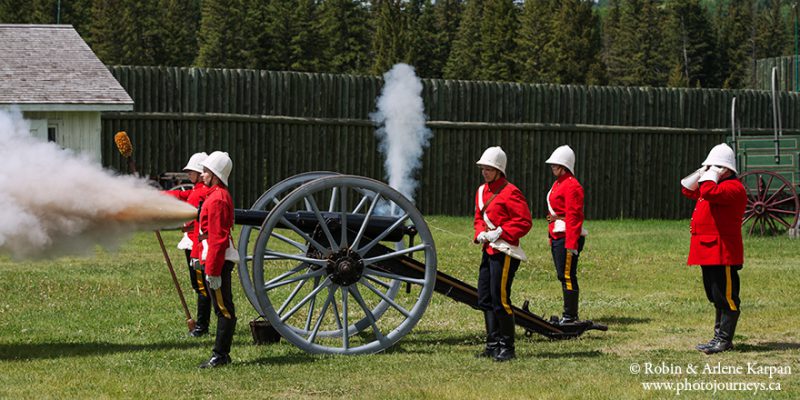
top-left (0, 109), bottom-right (197, 260)
top-left (370, 63), bottom-right (433, 203)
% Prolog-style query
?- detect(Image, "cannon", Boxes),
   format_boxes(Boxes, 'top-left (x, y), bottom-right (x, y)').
top-left (235, 172), bottom-right (606, 355)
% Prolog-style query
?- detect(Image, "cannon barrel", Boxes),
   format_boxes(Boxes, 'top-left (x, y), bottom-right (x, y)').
top-left (234, 208), bottom-right (413, 242)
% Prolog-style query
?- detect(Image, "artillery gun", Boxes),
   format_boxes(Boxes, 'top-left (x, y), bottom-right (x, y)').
top-left (235, 172), bottom-right (606, 355)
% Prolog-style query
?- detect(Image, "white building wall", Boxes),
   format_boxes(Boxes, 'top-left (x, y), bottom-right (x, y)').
top-left (23, 111), bottom-right (102, 163)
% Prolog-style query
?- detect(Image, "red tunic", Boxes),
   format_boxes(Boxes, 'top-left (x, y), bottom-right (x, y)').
top-left (681, 177), bottom-right (746, 266)
top-left (166, 182), bottom-right (209, 258)
top-left (547, 173), bottom-right (584, 250)
top-left (473, 177), bottom-right (532, 255)
top-left (199, 185), bottom-right (234, 276)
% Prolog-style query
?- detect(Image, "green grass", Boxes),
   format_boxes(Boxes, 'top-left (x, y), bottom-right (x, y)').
top-left (1, 218), bottom-right (798, 399)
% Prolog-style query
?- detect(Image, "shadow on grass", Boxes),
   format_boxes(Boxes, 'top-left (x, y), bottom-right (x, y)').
top-left (736, 342), bottom-right (800, 353)
top-left (0, 340), bottom-right (205, 361)
top-left (533, 350), bottom-right (604, 359)
top-left (238, 353), bottom-right (317, 366)
top-left (592, 316), bottom-right (651, 326)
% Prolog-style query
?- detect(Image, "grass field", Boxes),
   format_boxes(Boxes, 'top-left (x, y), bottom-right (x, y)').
top-left (1, 218), bottom-right (798, 399)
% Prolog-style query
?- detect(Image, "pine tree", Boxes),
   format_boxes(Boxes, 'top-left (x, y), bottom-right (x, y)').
top-left (715, 0), bottom-right (753, 88)
top-left (263, 0), bottom-right (296, 70)
top-left (549, 0), bottom-right (605, 85)
top-left (371, 0), bottom-right (408, 75)
top-left (515, 0), bottom-right (558, 83)
top-left (443, 0), bottom-right (483, 80)
top-left (290, 0), bottom-right (325, 72)
top-left (405, 0), bottom-right (439, 77)
top-left (196, 0), bottom-right (245, 68)
top-left (318, 0), bottom-right (371, 74)
top-left (601, 0), bottom-right (623, 82)
top-left (429, 0), bottom-right (463, 78)
top-left (664, 0), bottom-right (716, 87)
top-left (159, 0), bottom-right (201, 67)
top-left (87, 0), bottom-right (127, 65)
top-left (755, 0), bottom-right (789, 59)
top-left (478, 0), bottom-right (517, 81)
top-left (607, 0), bottom-right (669, 86)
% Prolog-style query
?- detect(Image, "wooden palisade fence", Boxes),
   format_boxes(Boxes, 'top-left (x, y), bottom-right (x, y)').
top-left (101, 66), bottom-right (800, 219)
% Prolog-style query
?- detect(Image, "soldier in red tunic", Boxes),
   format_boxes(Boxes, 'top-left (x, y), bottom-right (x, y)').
top-left (680, 143), bottom-right (746, 354)
top-left (197, 151), bottom-right (239, 368)
top-left (165, 152), bottom-right (211, 337)
top-left (473, 146), bottom-right (532, 362)
top-left (545, 145), bottom-right (587, 325)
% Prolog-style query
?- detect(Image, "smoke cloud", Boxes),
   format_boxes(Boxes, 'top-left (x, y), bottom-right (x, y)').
top-left (0, 109), bottom-right (197, 260)
top-left (370, 64), bottom-right (433, 203)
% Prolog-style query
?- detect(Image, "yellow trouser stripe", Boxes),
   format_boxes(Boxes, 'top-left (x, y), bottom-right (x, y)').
top-left (195, 270), bottom-right (207, 297)
top-left (214, 288), bottom-right (232, 319)
top-left (725, 265), bottom-right (737, 311)
top-left (565, 251), bottom-right (573, 291)
top-left (500, 255), bottom-right (513, 315)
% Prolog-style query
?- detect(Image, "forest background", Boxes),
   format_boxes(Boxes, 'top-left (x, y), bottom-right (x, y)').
top-left (0, 0), bottom-right (797, 89)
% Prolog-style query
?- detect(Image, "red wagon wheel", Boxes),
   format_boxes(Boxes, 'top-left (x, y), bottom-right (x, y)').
top-left (739, 170), bottom-right (799, 236)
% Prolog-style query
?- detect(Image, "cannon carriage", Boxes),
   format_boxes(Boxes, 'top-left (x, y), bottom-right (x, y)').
top-left (233, 172), bottom-right (606, 355)
top-left (730, 68), bottom-right (800, 237)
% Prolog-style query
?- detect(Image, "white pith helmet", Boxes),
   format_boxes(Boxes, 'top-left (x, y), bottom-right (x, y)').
top-left (476, 146), bottom-right (507, 175)
top-left (201, 151), bottom-right (233, 186)
top-left (183, 152), bottom-right (208, 173)
top-left (546, 145), bottom-right (575, 175)
top-left (702, 143), bottom-right (737, 174)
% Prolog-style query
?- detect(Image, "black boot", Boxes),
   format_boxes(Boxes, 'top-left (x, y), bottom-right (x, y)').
top-left (696, 308), bottom-right (722, 351)
top-left (198, 351), bottom-right (231, 368)
top-left (190, 294), bottom-right (212, 337)
top-left (560, 290), bottom-right (579, 324)
top-left (476, 311), bottom-right (500, 358)
top-left (704, 310), bottom-right (739, 354)
top-left (494, 314), bottom-right (516, 362)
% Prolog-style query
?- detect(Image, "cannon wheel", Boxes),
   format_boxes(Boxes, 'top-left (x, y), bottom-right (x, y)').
top-left (740, 170), bottom-right (800, 236)
top-left (251, 175), bottom-right (437, 354)
top-left (237, 172), bottom-right (402, 339)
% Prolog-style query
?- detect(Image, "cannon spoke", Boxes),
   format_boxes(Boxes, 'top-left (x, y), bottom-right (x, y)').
top-left (304, 195), bottom-right (340, 252)
top-left (360, 278), bottom-right (410, 318)
top-left (265, 268), bottom-right (326, 291)
top-left (264, 263), bottom-right (308, 288)
top-left (352, 193), bottom-right (382, 250)
top-left (277, 277), bottom-right (309, 316)
top-left (340, 186), bottom-right (349, 248)
top-left (349, 285), bottom-right (386, 344)
top-left (364, 267), bottom-right (425, 285)
top-left (304, 276), bottom-right (321, 331)
top-left (767, 212), bottom-right (792, 228)
top-left (307, 288), bottom-right (335, 344)
top-left (341, 286), bottom-right (350, 349)
top-left (271, 231), bottom-right (307, 252)
top-left (328, 186), bottom-right (339, 212)
top-left (770, 196), bottom-right (797, 207)
top-left (280, 277), bottom-right (331, 323)
top-left (351, 194), bottom-right (370, 214)
top-left (768, 207), bottom-right (797, 215)
top-left (365, 274), bottom-right (391, 289)
top-left (263, 250), bottom-right (327, 267)
top-left (329, 285), bottom-right (343, 330)
top-left (357, 212), bottom-right (410, 256)
top-left (279, 217), bottom-right (328, 254)
top-left (362, 244), bottom-right (428, 267)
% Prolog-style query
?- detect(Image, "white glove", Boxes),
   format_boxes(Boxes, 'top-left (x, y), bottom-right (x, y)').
top-left (191, 258), bottom-right (202, 270)
top-left (567, 248), bottom-right (579, 256)
top-left (484, 227), bottom-right (503, 243)
top-left (207, 275), bottom-right (222, 290)
top-left (698, 166), bottom-right (724, 184)
top-left (475, 231), bottom-right (488, 243)
top-left (680, 166), bottom-right (708, 190)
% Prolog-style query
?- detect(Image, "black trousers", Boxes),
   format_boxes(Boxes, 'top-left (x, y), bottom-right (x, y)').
top-left (209, 261), bottom-right (237, 356)
top-left (550, 236), bottom-right (585, 292)
top-left (701, 265), bottom-right (741, 312)
top-left (477, 251), bottom-right (520, 316)
top-left (184, 250), bottom-right (211, 329)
